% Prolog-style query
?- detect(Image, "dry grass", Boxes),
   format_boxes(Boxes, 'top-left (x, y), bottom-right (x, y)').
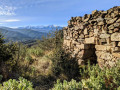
top-left (30, 51), bottom-right (53, 76)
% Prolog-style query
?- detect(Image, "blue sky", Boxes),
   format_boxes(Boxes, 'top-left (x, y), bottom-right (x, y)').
top-left (0, 0), bottom-right (120, 27)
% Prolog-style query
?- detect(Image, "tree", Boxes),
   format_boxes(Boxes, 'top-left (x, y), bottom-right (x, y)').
top-left (0, 33), bottom-right (18, 79)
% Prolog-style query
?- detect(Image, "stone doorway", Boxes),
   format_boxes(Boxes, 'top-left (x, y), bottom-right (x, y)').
top-left (77, 44), bottom-right (97, 65)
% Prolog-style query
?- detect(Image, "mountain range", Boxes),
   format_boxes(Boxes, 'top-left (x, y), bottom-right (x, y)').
top-left (0, 25), bottom-right (63, 42)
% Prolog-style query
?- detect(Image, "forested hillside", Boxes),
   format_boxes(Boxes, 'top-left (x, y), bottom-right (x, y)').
top-left (0, 25), bottom-right (63, 42)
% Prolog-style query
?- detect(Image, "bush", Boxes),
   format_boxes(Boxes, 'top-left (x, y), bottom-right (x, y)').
top-left (80, 63), bottom-right (120, 89)
top-left (0, 33), bottom-right (18, 79)
top-left (53, 62), bottom-right (120, 90)
top-left (51, 48), bottom-right (80, 80)
top-left (50, 29), bottom-right (80, 80)
top-left (52, 79), bottom-right (82, 90)
top-left (25, 55), bottom-right (33, 64)
top-left (0, 77), bottom-right (34, 90)
top-left (28, 47), bottom-right (44, 57)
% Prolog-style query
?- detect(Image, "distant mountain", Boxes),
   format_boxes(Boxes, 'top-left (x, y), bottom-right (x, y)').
top-left (18, 25), bottom-right (63, 33)
top-left (0, 25), bottom-right (63, 42)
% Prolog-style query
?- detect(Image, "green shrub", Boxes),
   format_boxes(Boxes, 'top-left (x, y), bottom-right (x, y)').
top-left (28, 47), bottom-right (44, 57)
top-left (0, 77), bottom-right (34, 90)
top-left (52, 79), bottom-right (82, 90)
top-left (25, 55), bottom-right (33, 63)
top-left (53, 62), bottom-right (120, 90)
top-left (81, 63), bottom-right (120, 89)
top-left (51, 48), bottom-right (80, 80)
top-left (0, 33), bottom-right (18, 79)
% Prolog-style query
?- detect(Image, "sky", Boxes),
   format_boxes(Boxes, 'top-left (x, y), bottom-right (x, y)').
top-left (0, 0), bottom-right (119, 27)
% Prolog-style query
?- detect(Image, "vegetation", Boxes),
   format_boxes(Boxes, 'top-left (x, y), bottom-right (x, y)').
top-left (0, 33), bottom-right (18, 80)
top-left (53, 62), bottom-right (120, 90)
top-left (0, 77), bottom-right (34, 90)
top-left (1, 29), bottom-right (120, 90)
top-left (53, 79), bottom-right (82, 90)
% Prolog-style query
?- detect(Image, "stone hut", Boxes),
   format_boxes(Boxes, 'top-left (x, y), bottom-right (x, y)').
top-left (63, 6), bottom-right (120, 68)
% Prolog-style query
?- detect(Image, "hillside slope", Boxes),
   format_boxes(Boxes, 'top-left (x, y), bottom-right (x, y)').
top-left (0, 25), bottom-right (63, 42)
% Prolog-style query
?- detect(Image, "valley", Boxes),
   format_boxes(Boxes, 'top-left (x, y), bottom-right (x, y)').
top-left (0, 25), bottom-right (63, 42)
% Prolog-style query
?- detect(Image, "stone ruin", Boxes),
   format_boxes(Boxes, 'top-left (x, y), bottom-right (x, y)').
top-left (63, 6), bottom-right (120, 68)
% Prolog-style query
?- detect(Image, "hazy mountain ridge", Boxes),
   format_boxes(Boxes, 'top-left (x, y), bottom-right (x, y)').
top-left (0, 25), bottom-right (63, 42)
top-left (18, 25), bottom-right (63, 32)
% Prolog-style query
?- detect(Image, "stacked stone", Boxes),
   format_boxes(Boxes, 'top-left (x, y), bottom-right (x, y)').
top-left (63, 6), bottom-right (120, 68)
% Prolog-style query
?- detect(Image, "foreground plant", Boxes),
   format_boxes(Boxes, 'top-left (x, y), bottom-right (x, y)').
top-left (0, 77), bottom-right (34, 90)
top-left (53, 61), bottom-right (120, 90)
top-left (53, 79), bottom-right (82, 90)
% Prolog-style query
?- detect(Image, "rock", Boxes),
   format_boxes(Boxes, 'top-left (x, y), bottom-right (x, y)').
top-left (75, 26), bottom-right (80, 30)
top-left (102, 11), bottom-right (107, 14)
top-left (100, 53), bottom-right (112, 60)
top-left (99, 33), bottom-right (110, 39)
top-left (109, 30), bottom-right (113, 33)
top-left (64, 40), bottom-right (71, 46)
top-left (95, 45), bottom-right (111, 51)
top-left (94, 29), bottom-right (99, 36)
top-left (105, 18), bottom-right (112, 21)
top-left (111, 33), bottom-right (120, 41)
top-left (88, 14), bottom-right (91, 18)
top-left (68, 20), bottom-right (71, 25)
top-left (96, 51), bottom-right (104, 57)
top-left (84, 18), bottom-right (89, 22)
top-left (97, 59), bottom-right (105, 64)
top-left (111, 42), bottom-right (117, 47)
top-left (66, 36), bottom-right (70, 40)
top-left (106, 38), bottom-right (111, 44)
top-left (76, 16), bottom-right (82, 20)
top-left (114, 28), bottom-right (119, 32)
top-left (109, 61), bottom-right (115, 67)
top-left (78, 59), bottom-right (84, 65)
top-left (112, 53), bottom-right (120, 58)
top-left (98, 21), bottom-right (104, 25)
top-left (108, 24), bottom-right (114, 30)
top-left (79, 34), bottom-right (84, 39)
top-left (98, 59), bottom-right (105, 69)
top-left (92, 10), bottom-right (98, 15)
top-left (72, 40), bottom-right (78, 44)
top-left (114, 23), bottom-right (120, 28)
top-left (111, 12), bottom-right (118, 18)
top-left (111, 47), bottom-right (120, 52)
top-left (101, 29), bottom-right (107, 34)
top-left (85, 37), bottom-right (95, 44)
top-left (97, 17), bottom-right (104, 22)
top-left (107, 18), bottom-right (118, 24)
top-left (118, 42), bottom-right (120, 46)
top-left (90, 20), bottom-right (96, 24)
top-left (100, 39), bottom-right (106, 43)
top-left (116, 19), bottom-right (120, 23)
top-left (76, 44), bottom-right (94, 50)
top-left (77, 39), bottom-right (84, 43)
top-left (78, 24), bottom-right (84, 29)
top-left (84, 28), bottom-right (88, 35)
top-left (89, 32), bottom-right (94, 37)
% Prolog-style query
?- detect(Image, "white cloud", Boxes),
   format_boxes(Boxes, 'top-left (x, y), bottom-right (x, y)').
top-left (0, 6), bottom-right (16, 16)
top-left (4, 19), bottom-right (20, 22)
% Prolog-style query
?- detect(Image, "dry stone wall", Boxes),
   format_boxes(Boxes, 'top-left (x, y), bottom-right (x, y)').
top-left (63, 6), bottom-right (120, 68)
